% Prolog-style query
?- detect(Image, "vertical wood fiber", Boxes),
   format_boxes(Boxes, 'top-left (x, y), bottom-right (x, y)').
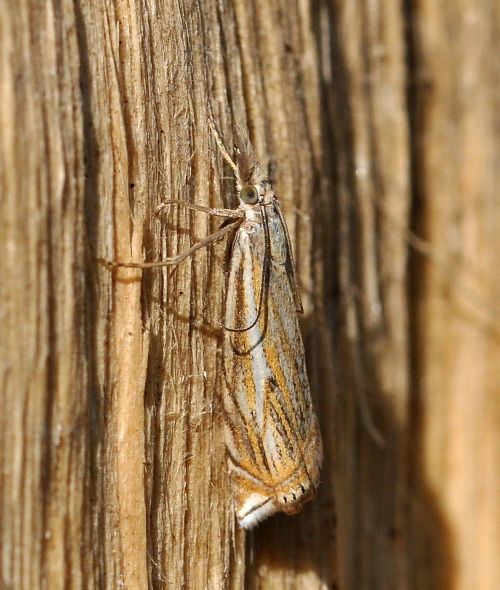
top-left (0, 0), bottom-right (498, 589)
top-left (408, 1), bottom-right (500, 589)
top-left (0, 1), bottom-right (89, 588)
top-left (315, 1), bottom-right (411, 589)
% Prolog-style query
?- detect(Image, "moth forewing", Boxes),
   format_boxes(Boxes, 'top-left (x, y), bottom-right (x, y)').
top-left (222, 182), bottom-right (322, 530)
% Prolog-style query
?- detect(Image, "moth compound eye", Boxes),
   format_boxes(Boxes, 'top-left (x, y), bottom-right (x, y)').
top-left (240, 185), bottom-right (259, 205)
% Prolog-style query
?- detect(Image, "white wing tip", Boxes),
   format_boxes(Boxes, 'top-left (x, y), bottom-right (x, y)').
top-left (237, 494), bottom-right (277, 529)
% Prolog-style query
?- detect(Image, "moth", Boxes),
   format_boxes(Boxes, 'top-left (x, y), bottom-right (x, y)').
top-left (101, 123), bottom-right (323, 529)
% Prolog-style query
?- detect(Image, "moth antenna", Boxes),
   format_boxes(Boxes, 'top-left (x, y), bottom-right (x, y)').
top-left (267, 158), bottom-right (277, 184)
top-left (274, 202), bottom-right (303, 313)
top-left (209, 119), bottom-right (241, 184)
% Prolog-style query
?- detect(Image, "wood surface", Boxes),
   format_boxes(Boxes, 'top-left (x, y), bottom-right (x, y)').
top-left (0, 0), bottom-right (498, 588)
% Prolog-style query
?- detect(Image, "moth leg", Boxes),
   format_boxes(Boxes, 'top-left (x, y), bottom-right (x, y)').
top-left (99, 217), bottom-right (242, 270)
top-left (155, 199), bottom-right (243, 219)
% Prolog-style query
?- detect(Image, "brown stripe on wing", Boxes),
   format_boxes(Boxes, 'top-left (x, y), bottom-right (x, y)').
top-left (224, 387), bottom-right (272, 476)
top-left (266, 276), bottom-right (311, 431)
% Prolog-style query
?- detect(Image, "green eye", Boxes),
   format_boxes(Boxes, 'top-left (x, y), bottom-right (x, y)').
top-left (240, 185), bottom-right (259, 205)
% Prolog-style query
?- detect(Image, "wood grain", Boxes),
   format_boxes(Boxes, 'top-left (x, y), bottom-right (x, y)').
top-left (0, 0), bottom-right (498, 588)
